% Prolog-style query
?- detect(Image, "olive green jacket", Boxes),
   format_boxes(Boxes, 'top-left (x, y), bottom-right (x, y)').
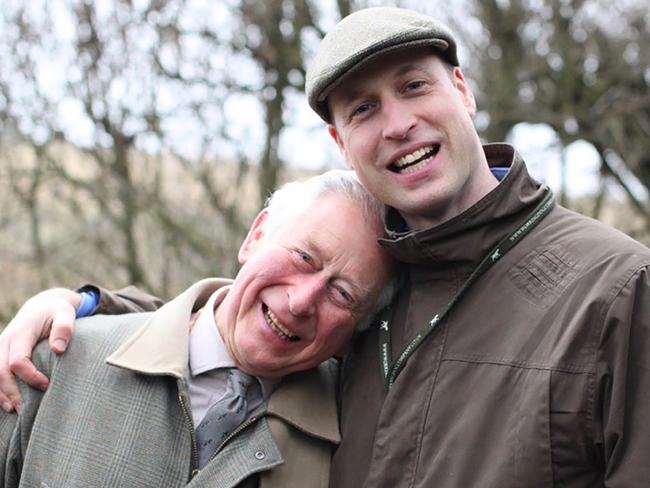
top-left (0, 278), bottom-right (339, 488)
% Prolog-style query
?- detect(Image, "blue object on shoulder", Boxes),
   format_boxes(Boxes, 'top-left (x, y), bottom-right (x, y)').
top-left (490, 166), bottom-right (509, 181)
top-left (76, 290), bottom-right (99, 318)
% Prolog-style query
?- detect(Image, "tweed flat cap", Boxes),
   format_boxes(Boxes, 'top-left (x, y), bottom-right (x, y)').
top-left (306, 7), bottom-right (459, 122)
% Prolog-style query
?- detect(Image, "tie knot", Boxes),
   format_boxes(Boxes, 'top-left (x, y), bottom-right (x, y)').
top-left (228, 368), bottom-right (253, 397)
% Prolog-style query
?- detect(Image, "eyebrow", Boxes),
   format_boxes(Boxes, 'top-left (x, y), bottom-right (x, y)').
top-left (395, 62), bottom-right (422, 76)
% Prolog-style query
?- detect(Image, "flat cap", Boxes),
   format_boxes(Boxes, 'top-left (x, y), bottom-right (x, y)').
top-left (306, 7), bottom-right (459, 122)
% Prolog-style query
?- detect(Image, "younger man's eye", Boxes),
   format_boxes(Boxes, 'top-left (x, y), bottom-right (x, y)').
top-left (405, 80), bottom-right (426, 91)
top-left (351, 102), bottom-right (373, 119)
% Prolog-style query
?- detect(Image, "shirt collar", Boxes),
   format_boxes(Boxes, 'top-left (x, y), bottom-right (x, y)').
top-left (189, 287), bottom-right (234, 375)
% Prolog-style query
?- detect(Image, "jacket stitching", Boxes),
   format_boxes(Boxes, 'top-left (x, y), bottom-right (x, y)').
top-left (441, 356), bottom-right (591, 374)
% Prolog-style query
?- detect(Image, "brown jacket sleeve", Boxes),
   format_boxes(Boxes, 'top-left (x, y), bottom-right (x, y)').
top-left (78, 284), bottom-right (165, 315)
top-left (597, 264), bottom-right (650, 486)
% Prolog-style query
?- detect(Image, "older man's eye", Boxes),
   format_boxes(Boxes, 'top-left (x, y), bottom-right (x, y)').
top-left (293, 249), bottom-right (314, 267)
top-left (330, 285), bottom-right (354, 307)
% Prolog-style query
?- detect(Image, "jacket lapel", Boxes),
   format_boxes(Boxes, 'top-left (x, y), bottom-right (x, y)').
top-left (106, 278), bottom-right (233, 378)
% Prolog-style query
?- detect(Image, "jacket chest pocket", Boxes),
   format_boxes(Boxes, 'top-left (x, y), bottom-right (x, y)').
top-left (415, 362), bottom-right (591, 488)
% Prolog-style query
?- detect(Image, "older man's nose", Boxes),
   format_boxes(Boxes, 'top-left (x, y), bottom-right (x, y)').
top-left (288, 277), bottom-right (326, 316)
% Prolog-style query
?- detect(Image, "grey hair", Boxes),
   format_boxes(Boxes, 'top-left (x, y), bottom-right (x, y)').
top-left (357, 269), bottom-right (401, 332)
top-left (263, 169), bottom-right (399, 331)
top-left (263, 169), bottom-right (383, 235)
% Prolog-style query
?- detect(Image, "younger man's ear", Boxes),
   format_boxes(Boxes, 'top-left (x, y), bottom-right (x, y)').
top-left (238, 209), bottom-right (269, 264)
top-left (328, 125), bottom-right (350, 165)
top-left (452, 67), bottom-right (477, 117)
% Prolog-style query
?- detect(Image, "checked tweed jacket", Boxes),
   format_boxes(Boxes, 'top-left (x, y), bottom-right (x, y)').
top-left (0, 278), bottom-right (339, 488)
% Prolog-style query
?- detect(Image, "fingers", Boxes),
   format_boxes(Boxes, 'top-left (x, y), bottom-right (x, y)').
top-left (0, 341), bottom-right (17, 412)
top-left (9, 355), bottom-right (49, 391)
top-left (48, 306), bottom-right (76, 354)
top-left (0, 287), bottom-right (81, 413)
top-left (0, 389), bottom-right (15, 413)
top-left (0, 389), bottom-right (16, 413)
top-left (2, 332), bottom-right (50, 413)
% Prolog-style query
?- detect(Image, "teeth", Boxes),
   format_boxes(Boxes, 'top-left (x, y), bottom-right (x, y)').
top-left (393, 145), bottom-right (437, 171)
top-left (395, 146), bottom-right (431, 167)
top-left (399, 159), bottom-right (429, 174)
top-left (264, 306), bottom-right (299, 342)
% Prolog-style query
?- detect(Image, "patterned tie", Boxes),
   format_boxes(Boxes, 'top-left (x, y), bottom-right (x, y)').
top-left (195, 368), bottom-right (255, 469)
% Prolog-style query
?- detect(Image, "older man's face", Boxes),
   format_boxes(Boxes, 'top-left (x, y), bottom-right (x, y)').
top-left (328, 48), bottom-right (496, 230)
top-left (215, 193), bottom-right (393, 378)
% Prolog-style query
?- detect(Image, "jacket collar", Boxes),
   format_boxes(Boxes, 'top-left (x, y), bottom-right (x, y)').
top-left (379, 143), bottom-right (548, 270)
top-left (267, 359), bottom-right (340, 444)
top-left (106, 278), bottom-right (229, 378)
top-left (106, 278), bottom-right (340, 444)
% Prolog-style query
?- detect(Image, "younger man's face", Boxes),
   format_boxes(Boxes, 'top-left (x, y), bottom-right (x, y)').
top-left (328, 48), bottom-right (494, 229)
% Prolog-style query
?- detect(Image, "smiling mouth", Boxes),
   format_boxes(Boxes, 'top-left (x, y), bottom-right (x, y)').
top-left (390, 145), bottom-right (440, 174)
top-left (263, 304), bottom-right (300, 342)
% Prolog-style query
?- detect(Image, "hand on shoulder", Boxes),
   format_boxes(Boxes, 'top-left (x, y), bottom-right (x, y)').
top-left (0, 288), bottom-right (81, 413)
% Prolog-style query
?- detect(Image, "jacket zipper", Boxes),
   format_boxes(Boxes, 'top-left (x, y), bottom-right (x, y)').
top-left (210, 415), bottom-right (260, 463)
top-left (178, 394), bottom-right (200, 479)
top-left (179, 394), bottom-right (262, 478)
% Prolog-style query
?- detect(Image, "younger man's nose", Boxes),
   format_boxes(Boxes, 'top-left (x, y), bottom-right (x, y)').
top-left (381, 98), bottom-right (417, 140)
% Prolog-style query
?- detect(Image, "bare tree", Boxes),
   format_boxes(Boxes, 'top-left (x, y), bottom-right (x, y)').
top-left (467, 0), bottom-right (650, 235)
top-left (0, 0), bottom-right (263, 315)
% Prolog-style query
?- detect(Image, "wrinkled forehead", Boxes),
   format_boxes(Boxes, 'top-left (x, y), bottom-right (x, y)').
top-left (272, 193), bottom-right (386, 260)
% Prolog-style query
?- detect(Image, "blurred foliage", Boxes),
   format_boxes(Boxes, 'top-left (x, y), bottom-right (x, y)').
top-left (466, 0), bottom-right (650, 223)
top-left (0, 0), bottom-right (648, 322)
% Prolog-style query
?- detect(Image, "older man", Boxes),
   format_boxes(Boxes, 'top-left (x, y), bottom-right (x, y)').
top-left (3, 7), bottom-right (650, 488)
top-left (0, 170), bottom-right (394, 487)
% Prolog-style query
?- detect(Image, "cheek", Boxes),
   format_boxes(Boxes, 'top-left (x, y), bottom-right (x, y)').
top-left (449, 103), bottom-right (475, 130)
top-left (347, 148), bottom-right (375, 180)
top-left (316, 312), bottom-right (357, 350)
top-left (345, 127), bottom-right (375, 161)
top-left (241, 252), bottom-right (293, 286)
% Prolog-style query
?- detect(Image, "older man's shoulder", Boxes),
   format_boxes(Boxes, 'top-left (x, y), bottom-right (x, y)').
top-left (32, 311), bottom-right (152, 373)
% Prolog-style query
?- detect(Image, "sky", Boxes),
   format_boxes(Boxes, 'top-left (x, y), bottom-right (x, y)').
top-left (509, 123), bottom-right (648, 201)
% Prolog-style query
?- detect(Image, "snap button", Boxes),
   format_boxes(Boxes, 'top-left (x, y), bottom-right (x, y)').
top-left (255, 450), bottom-right (265, 460)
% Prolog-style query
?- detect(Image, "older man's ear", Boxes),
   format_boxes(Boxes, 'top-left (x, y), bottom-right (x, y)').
top-left (238, 209), bottom-right (270, 264)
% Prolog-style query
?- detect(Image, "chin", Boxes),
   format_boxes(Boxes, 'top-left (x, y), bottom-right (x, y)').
top-left (240, 357), bottom-right (287, 377)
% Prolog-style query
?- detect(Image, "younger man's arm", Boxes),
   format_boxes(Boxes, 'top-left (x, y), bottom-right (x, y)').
top-left (81, 284), bottom-right (165, 315)
top-left (0, 285), bottom-right (164, 413)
